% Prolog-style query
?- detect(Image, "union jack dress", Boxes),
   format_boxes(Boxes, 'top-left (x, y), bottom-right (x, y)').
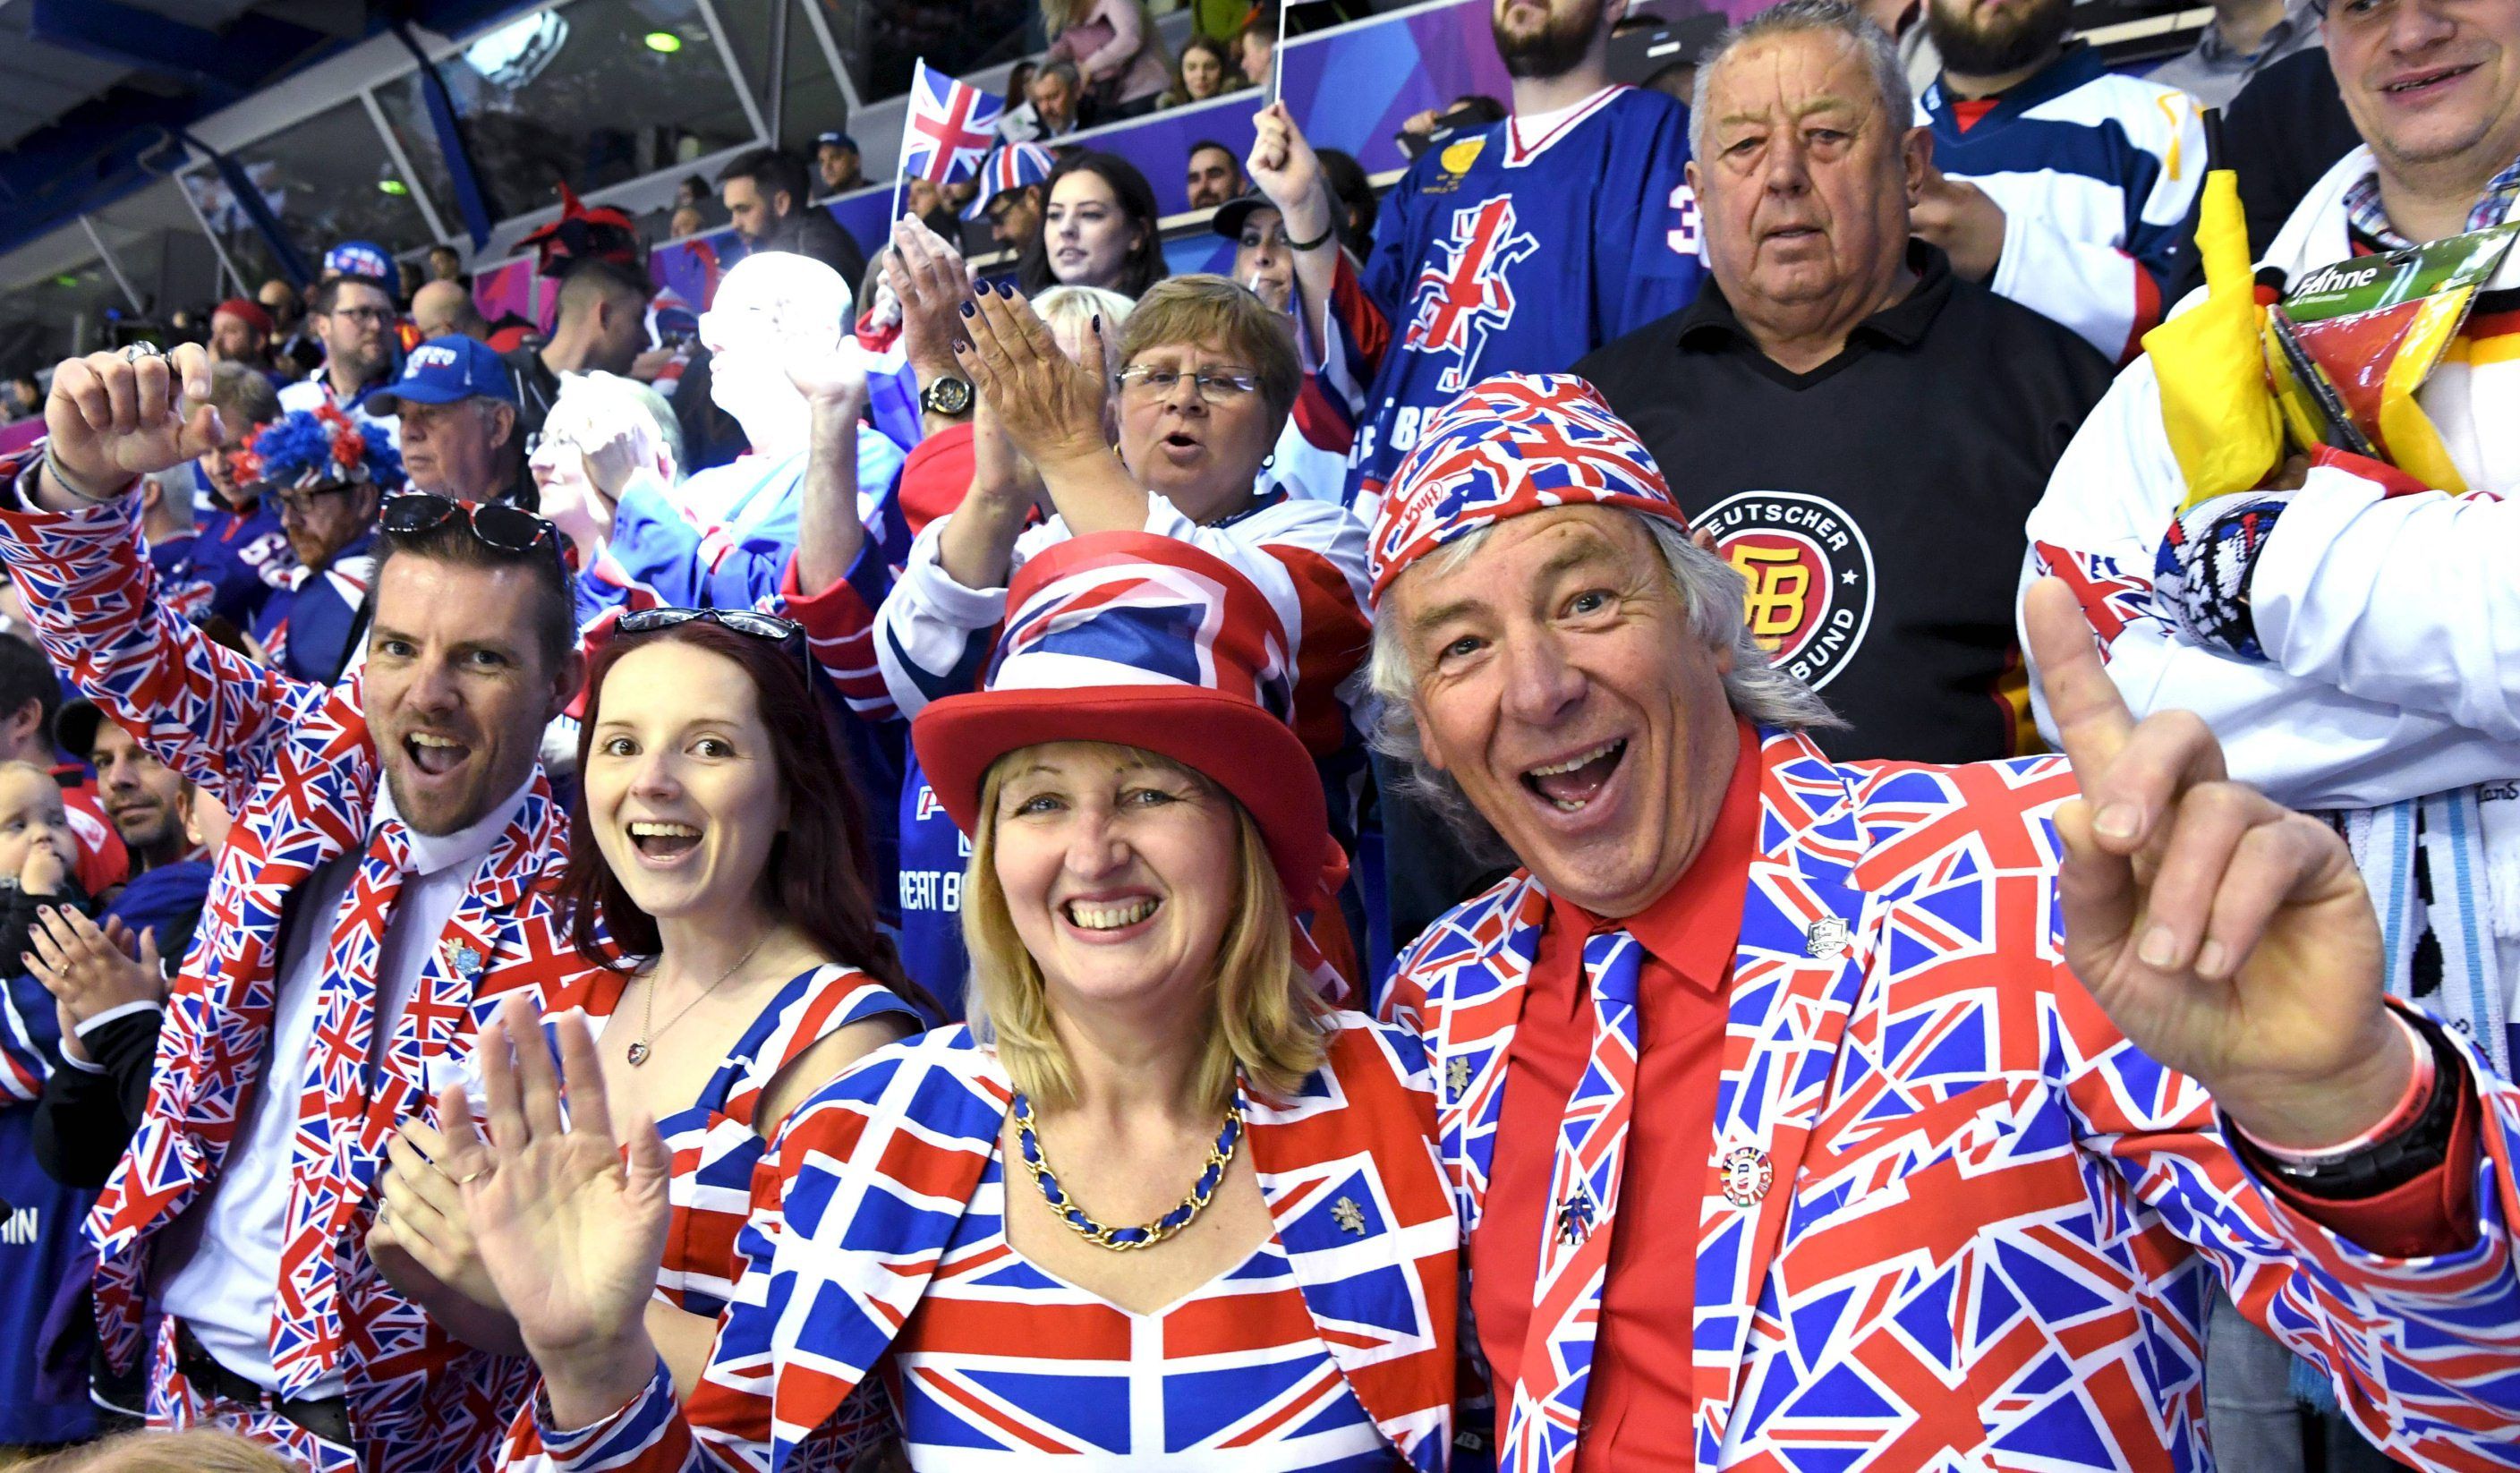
top-left (880, 1158), bottom-right (1391, 1469)
top-left (502, 965), bottom-right (924, 1462)
top-left (507, 1017), bottom-right (1460, 1473)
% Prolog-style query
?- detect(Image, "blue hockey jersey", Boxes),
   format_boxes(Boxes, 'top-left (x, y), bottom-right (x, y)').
top-left (1924, 43), bottom-right (2208, 362)
top-left (1345, 84), bottom-right (1707, 514)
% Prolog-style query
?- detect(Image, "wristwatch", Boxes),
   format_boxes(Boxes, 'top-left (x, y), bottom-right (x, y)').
top-left (920, 375), bottom-right (975, 417)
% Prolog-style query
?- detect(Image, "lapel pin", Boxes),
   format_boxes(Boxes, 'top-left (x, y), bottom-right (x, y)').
top-left (1803, 916), bottom-right (1851, 959)
top-left (1720, 1145), bottom-right (1774, 1208)
top-left (1444, 1055), bottom-right (1471, 1096)
top-left (447, 944), bottom-right (484, 980)
top-left (1555, 1188), bottom-right (1596, 1245)
top-left (1332, 1196), bottom-right (1366, 1235)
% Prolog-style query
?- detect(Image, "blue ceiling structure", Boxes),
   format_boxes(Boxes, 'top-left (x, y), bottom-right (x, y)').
top-left (0, 0), bottom-right (538, 262)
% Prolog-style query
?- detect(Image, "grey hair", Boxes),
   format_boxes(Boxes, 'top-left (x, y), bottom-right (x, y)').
top-left (1364, 511), bottom-right (1843, 849)
top-left (1690, 0), bottom-right (1912, 161)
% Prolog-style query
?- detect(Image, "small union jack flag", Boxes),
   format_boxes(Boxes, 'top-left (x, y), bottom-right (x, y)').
top-left (899, 61), bottom-right (1004, 186)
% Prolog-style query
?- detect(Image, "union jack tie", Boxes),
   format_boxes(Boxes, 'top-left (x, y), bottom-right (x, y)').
top-left (1503, 927), bottom-right (1643, 1473)
top-left (271, 818), bottom-right (411, 1394)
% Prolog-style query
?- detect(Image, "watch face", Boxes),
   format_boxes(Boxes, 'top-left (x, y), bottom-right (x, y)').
top-left (924, 376), bottom-right (974, 414)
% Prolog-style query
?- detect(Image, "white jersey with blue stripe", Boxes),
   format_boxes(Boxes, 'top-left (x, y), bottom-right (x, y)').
top-left (1924, 43), bottom-right (2207, 362)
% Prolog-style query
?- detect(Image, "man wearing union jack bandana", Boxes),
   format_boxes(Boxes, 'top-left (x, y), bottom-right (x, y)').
top-left (1368, 370), bottom-right (2520, 1471)
top-left (0, 341), bottom-right (602, 1473)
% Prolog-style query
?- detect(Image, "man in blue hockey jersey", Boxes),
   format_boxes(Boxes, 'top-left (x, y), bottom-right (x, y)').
top-left (1908, 0), bottom-right (2209, 362)
top-left (1344, 0), bottom-right (1708, 525)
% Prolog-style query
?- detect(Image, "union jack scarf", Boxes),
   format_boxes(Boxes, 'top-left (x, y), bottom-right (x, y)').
top-left (1503, 927), bottom-right (1643, 1472)
top-left (274, 818), bottom-right (408, 1390)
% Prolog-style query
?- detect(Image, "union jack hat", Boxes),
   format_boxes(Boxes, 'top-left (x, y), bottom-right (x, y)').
top-left (963, 142), bottom-right (1056, 220)
top-left (1366, 372), bottom-right (1688, 605)
top-left (912, 532), bottom-right (1333, 908)
top-left (324, 240), bottom-right (395, 284)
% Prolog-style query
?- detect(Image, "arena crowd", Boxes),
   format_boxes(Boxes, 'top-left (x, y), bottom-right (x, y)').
top-left (4, 0), bottom-right (2520, 1469)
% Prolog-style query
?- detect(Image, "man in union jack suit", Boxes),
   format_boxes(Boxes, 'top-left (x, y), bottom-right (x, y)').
top-left (0, 342), bottom-right (601, 1473)
top-left (1366, 372), bottom-right (2520, 1472)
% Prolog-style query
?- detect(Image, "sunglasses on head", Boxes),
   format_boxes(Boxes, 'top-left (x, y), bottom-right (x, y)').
top-left (381, 490), bottom-right (561, 560)
top-left (615, 606), bottom-right (811, 667)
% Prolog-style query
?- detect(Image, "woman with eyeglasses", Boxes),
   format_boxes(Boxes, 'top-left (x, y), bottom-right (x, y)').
top-left (872, 273), bottom-right (1375, 992)
top-left (366, 602), bottom-right (932, 1421)
top-left (242, 404), bottom-right (403, 683)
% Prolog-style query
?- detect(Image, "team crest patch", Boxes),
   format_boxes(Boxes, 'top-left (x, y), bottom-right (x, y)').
top-left (1438, 137), bottom-right (1485, 178)
top-left (1697, 490), bottom-right (1877, 691)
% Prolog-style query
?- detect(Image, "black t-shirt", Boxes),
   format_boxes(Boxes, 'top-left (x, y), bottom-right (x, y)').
top-left (1574, 244), bottom-right (2112, 765)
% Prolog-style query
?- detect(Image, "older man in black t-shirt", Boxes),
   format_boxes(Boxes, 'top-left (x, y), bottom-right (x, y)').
top-left (1577, 0), bottom-right (2108, 764)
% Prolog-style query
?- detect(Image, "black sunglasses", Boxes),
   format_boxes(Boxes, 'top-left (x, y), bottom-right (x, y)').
top-left (615, 606), bottom-right (811, 667)
top-left (382, 491), bottom-right (561, 560)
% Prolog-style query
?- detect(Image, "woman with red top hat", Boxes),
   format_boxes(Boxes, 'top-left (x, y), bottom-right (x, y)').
top-left (362, 607), bottom-right (932, 1427)
top-left (448, 534), bottom-right (1460, 1473)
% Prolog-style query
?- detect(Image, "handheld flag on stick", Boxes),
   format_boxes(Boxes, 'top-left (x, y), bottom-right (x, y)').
top-left (893, 59), bottom-right (1005, 224)
top-left (2140, 108), bottom-right (2283, 512)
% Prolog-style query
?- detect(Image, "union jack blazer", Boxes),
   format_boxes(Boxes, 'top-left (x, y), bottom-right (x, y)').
top-left (512, 1017), bottom-right (1460, 1472)
top-left (1384, 728), bottom-right (2520, 1473)
top-left (0, 469), bottom-right (600, 1473)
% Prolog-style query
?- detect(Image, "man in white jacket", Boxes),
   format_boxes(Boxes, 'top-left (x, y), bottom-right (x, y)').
top-left (2021, 0), bottom-right (2520, 1460)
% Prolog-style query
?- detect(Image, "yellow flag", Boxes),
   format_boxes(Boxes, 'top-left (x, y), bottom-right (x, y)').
top-left (2142, 169), bottom-right (2282, 512)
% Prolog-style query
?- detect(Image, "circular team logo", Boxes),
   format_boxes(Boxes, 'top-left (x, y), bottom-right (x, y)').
top-left (1695, 490), bottom-right (1876, 691)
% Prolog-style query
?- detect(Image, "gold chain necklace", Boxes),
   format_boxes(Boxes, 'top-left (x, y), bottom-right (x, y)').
top-left (1011, 1092), bottom-right (1243, 1251)
top-left (627, 933), bottom-right (769, 1067)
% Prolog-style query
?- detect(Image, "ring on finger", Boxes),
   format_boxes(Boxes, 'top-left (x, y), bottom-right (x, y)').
top-left (118, 344), bottom-right (165, 363)
top-left (450, 1164), bottom-right (494, 1187)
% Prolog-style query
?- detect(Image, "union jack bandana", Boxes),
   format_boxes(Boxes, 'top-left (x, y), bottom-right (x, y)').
top-left (1503, 927), bottom-right (1643, 1473)
top-left (1366, 372), bottom-right (1688, 603)
top-left (274, 818), bottom-right (409, 1391)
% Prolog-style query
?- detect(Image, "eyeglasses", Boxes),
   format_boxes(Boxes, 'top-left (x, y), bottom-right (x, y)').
top-left (381, 490), bottom-right (561, 560)
top-left (1116, 364), bottom-right (1261, 404)
top-left (615, 607), bottom-right (811, 668)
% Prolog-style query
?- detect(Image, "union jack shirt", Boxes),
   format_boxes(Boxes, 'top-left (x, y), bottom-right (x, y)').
top-left (1383, 728), bottom-right (2520, 1472)
top-left (0, 457), bottom-right (601, 1473)
top-left (507, 1017), bottom-right (1460, 1472)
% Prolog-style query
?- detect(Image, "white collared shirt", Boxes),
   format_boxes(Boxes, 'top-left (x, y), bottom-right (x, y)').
top-left (157, 774), bottom-right (534, 1395)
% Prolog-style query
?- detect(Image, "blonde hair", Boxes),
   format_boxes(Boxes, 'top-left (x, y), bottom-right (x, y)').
top-left (1034, 284), bottom-right (1133, 368)
top-left (960, 744), bottom-right (1328, 1111)
top-left (22, 1429), bottom-right (298, 1473)
top-left (1119, 274), bottom-right (1302, 423)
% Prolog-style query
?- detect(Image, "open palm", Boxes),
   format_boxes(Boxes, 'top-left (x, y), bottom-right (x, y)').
top-left (442, 995), bottom-right (669, 1364)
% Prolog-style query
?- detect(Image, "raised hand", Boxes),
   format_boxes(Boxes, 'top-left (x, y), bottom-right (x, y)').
top-left (1246, 101), bottom-right (1335, 247)
top-left (886, 216), bottom-right (975, 387)
top-left (26, 907), bottom-right (164, 1028)
top-left (1910, 164), bottom-right (2008, 283)
top-left (441, 995), bottom-right (669, 1422)
top-left (2024, 578), bottom-right (2402, 1150)
top-left (951, 283), bottom-right (1111, 473)
top-left (370, 1118), bottom-right (525, 1353)
top-left (44, 345), bottom-right (225, 497)
top-left (784, 336), bottom-right (871, 417)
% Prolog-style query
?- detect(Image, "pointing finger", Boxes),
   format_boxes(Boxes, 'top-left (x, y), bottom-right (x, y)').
top-left (2024, 576), bottom-right (2136, 787)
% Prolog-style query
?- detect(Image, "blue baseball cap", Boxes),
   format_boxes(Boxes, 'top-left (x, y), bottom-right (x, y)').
top-left (816, 131), bottom-right (858, 152)
top-left (370, 335), bottom-right (519, 414)
top-left (325, 240), bottom-right (395, 283)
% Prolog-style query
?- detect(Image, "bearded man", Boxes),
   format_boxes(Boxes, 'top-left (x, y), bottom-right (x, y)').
top-left (1905, 0), bottom-right (2210, 362)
